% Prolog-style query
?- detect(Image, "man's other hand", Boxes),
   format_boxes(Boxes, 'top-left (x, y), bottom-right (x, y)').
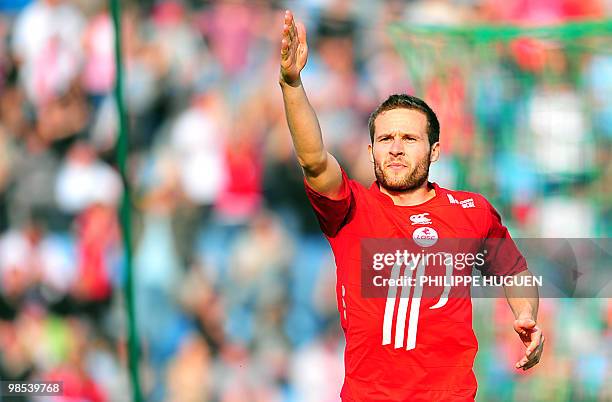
top-left (513, 317), bottom-right (544, 370)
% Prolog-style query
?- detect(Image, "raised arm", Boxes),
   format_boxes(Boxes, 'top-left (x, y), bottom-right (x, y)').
top-left (279, 10), bottom-right (343, 198)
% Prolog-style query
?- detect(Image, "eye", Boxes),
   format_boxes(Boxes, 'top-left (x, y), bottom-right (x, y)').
top-left (379, 136), bottom-right (392, 142)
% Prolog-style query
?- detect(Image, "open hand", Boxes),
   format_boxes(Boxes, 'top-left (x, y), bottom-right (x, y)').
top-left (280, 10), bottom-right (308, 86)
top-left (513, 317), bottom-right (544, 370)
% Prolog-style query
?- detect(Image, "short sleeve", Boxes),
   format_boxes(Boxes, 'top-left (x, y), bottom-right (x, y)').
top-left (479, 198), bottom-right (528, 277)
top-left (304, 169), bottom-right (354, 237)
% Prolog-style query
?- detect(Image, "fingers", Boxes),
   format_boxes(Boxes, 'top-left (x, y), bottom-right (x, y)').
top-left (515, 334), bottom-right (544, 370)
top-left (284, 9), bottom-right (293, 26)
top-left (515, 355), bottom-right (529, 369)
top-left (296, 21), bottom-right (307, 46)
top-left (521, 340), bottom-right (543, 370)
top-left (525, 327), bottom-right (542, 356)
top-left (283, 10), bottom-right (297, 43)
top-left (281, 10), bottom-right (298, 58)
top-left (522, 354), bottom-right (540, 370)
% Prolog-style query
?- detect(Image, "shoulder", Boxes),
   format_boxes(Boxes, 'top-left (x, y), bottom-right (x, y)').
top-left (346, 177), bottom-right (370, 196)
top-left (435, 185), bottom-right (502, 234)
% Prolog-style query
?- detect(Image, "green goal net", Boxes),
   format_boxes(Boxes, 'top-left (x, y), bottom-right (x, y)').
top-left (389, 20), bottom-right (612, 236)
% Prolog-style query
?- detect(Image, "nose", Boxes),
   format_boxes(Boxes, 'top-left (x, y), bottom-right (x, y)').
top-left (389, 137), bottom-right (404, 156)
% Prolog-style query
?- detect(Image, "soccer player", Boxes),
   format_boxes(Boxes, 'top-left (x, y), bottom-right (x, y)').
top-left (279, 10), bottom-right (544, 402)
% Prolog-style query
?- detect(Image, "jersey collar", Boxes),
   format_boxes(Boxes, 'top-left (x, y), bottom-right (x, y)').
top-left (369, 180), bottom-right (444, 208)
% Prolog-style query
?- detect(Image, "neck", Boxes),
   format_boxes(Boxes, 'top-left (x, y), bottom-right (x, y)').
top-left (379, 181), bottom-right (435, 206)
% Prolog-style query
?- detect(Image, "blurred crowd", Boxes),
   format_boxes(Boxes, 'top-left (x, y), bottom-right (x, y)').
top-left (0, 0), bottom-right (610, 401)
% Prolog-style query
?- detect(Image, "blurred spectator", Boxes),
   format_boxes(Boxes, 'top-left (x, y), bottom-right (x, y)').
top-left (81, 7), bottom-right (115, 100)
top-left (289, 326), bottom-right (344, 402)
top-left (55, 142), bottom-right (122, 214)
top-left (165, 332), bottom-right (212, 401)
top-left (585, 53), bottom-right (612, 139)
top-left (169, 92), bottom-right (227, 208)
top-left (11, 0), bottom-right (86, 106)
top-left (198, 0), bottom-right (257, 77)
top-left (527, 83), bottom-right (594, 179)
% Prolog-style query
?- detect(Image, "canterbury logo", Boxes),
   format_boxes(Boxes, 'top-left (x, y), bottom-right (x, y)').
top-left (409, 213), bottom-right (431, 225)
top-left (382, 256), bottom-right (453, 350)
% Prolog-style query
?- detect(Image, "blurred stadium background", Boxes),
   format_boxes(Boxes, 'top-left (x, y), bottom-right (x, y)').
top-left (0, 0), bottom-right (611, 401)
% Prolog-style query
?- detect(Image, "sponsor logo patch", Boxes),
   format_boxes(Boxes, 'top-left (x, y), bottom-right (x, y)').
top-left (447, 194), bottom-right (475, 209)
top-left (460, 198), bottom-right (475, 209)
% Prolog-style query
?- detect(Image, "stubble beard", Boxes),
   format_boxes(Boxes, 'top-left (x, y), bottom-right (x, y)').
top-left (374, 153), bottom-right (431, 192)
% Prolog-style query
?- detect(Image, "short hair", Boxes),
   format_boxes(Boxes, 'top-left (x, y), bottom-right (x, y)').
top-left (368, 94), bottom-right (440, 146)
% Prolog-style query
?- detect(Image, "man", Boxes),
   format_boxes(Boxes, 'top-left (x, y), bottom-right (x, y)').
top-left (279, 10), bottom-right (544, 402)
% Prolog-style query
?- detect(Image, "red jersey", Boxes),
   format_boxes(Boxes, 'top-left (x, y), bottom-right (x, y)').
top-left (304, 170), bottom-right (527, 402)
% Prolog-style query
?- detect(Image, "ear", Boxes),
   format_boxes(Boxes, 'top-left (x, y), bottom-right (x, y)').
top-left (368, 143), bottom-right (374, 163)
top-left (429, 142), bottom-right (440, 163)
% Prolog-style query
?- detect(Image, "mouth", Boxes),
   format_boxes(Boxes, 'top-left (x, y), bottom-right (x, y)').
top-left (386, 162), bottom-right (407, 170)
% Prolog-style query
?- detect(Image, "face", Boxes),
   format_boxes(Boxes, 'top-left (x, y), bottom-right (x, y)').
top-left (368, 108), bottom-right (439, 192)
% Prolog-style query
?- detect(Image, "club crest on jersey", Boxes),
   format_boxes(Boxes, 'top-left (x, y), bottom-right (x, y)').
top-left (412, 227), bottom-right (438, 247)
top-left (447, 194), bottom-right (475, 209)
top-left (409, 213), bottom-right (431, 225)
